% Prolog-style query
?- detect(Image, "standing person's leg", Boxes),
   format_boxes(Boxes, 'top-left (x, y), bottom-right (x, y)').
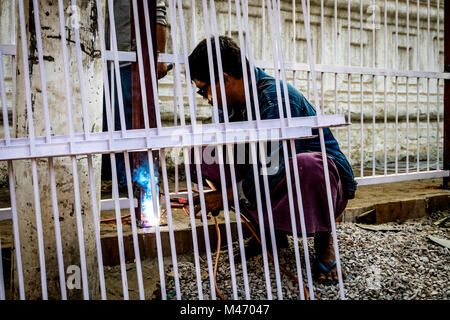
top-left (114, 65), bottom-right (133, 188)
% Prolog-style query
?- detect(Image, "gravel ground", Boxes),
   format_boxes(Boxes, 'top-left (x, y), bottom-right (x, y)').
top-left (161, 209), bottom-right (450, 300)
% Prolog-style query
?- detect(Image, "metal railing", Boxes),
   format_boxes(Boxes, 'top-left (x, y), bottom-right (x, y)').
top-left (0, 0), bottom-right (447, 300)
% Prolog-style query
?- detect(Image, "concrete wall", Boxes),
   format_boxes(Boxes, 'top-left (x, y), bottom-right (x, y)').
top-left (0, 0), bottom-right (445, 185)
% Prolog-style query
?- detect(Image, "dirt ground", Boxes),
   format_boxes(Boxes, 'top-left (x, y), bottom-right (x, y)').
top-left (0, 177), bottom-right (449, 299)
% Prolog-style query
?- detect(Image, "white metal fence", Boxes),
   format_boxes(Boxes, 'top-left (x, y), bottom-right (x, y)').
top-left (0, 0), bottom-right (447, 300)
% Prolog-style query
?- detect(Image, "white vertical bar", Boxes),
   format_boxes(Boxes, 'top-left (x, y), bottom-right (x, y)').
top-left (360, 0), bottom-right (363, 68)
top-left (321, 0), bottom-right (324, 65)
top-left (228, 0), bottom-right (232, 37)
top-left (0, 46), bottom-right (10, 145)
top-left (0, 238), bottom-right (4, 300)
top-left (417, 77), bottom-right (420, 172)
top-left (347, 74), bottom-right (351, 161)
top-left (225, 144), bottom-right (251, 299)
top-left (57, 0), bottom-right (76, 151)
top-left (234, 0), bottom-right (272, 299)
top-left (71, 0), bottom-right (90, 139)
top-left (372, 0), bottom-right (376, 176)
top-left (406, 76), bottom-right (410, 173)
top-left (10, 0), bottom-right (17, 142)
top-left (8, 161), bottom-right (25, 300)
top-left (48, 158), bottom-right (67, 300)
top-left (416, 0), bottom-right (420, 172)
top-left (266, 0), bottom-right (312, 299)
top-left (435, 0), bottom-right (440, 170)
top-left (167, 0), bottom-right (202, 299)
top-left (292, 0), bottom-right (296, 87)
top-left (395, 76), bottom-right (399, 174)
top-left (109, 153), bottom-right (129, 300)
top-left (122, 153), bottom-right (144, 300)
top-left (202, 0), bottom-right (238, 299)
top-left (18, 0), bottom-right (36, 155)
top-left (261, 0), bottom-right (266, 60)
top-left (141, 0), bottom-right (164, 131)
top-left (71, 156), bottom-right (89, 300)
top-left (32, 0), bottom-right (52, 143)
top-left (383, 0), bottom-right (387, 174)
top-left (159, 150), bottom-right (181, 300)
top-left (426, 77), bottom-right (430, 170)
top-left (347, 0), bottom-right (351, 160)
top-left (147, 151), bottom-right (167, 300)
top-left (30, 159), bottom-right (48, 300)
top-left (192, 147), bottom-right (217, 300)
top-left (360, 74), bottom-right (364, 177)
top-left (436, 79), bottom-right (440, 170)
top-left (395, 0), bottom-right (399, 174)
top-left (334, 0), bottom-right (338, 136)
top-left (406, 0), bottom-right (410, 173)
top-left (384, 75), bottom-right (388, 175)
top-left (107, 0), bottom-right (128, 137)
top-left (300, 0), bottom-right (346, 299)
top-left (87, 155), bottom-right (107, 300)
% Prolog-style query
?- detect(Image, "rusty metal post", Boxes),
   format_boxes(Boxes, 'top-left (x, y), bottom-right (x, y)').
top-left (131, 0), bottom-right (159, 223)
top-left (444, 0), bottom-right (450, 189)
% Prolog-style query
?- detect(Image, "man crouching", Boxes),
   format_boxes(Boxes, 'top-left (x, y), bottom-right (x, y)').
top-left (188, 36), bottom-right (357, 283)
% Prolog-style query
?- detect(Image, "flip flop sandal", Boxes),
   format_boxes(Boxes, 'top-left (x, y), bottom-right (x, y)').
top-left (315, 260), bottom-right (337, 283)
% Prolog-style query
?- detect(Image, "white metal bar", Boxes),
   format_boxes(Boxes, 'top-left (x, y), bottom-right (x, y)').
top-left (406, 0), bottom-right (410, 173)
top-left (30, 159), bottom-right (48, 299)
top-left (159, 150), bottom-right (181, 300)
top-left (71, 156), bottom-right (89, 300)
top-left (360, 75), bottom-right (364, 177)
top-left (299, 0), bottom-right (345, 299)
top-left (32, 0), bottom-right (52, 143)
top-left (8, 161), bottom-right (25, 299)
top-left (0, 238), bottom-right (4, 300)
top-left (266, 0), bottom-right (309, 299)
top-left (202, 0), bottom-right (239, 299)
top-left (109, 153), bottom-right (129, 300)
top-left (395, 76), bottom-right (399, 174)
top-left (71, 0), bottom-right (90, 139)
top-left (159, 52), bottom-right (450, 80)
top-left (104, 50), bottom-right (136, 62)
top-left (107, 0), bottom-right (128, 137)
top-left (356, 170), bottom-right (450, 186)
top-left (435, 0), bottom-right (440, 170)
top-left (10, 0), bottom-right (16, 143)
top-left (426, 78), bottom-right (430, 171)
top-left (141, 0), bottom-right (163, 131)
top-left (48, 158), bottom-right (67, 300)
top-left (147, 150), bottom-right (167, 300)
top-left (18, 0), bottom-right (36, 155)
top-left (167, 0), bottom-right (203, 299)
top-left (87, 155), bottom-right (107, 300)
top-left (0, 117), bottom-right (329, 160)
top-left (235, 0), bottom-right (272, 299)
top-left (436, 79), bottom-right (440, 170)
top-left (57, 0), bottom-right (76, 151)
top-left (0, 45), bottom-right (10, 145)
top-left (192, 146), bottom-right (217, 299)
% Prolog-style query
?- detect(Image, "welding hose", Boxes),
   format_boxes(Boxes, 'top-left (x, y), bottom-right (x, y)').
top-left (212, 213), bottom-right (310, 300)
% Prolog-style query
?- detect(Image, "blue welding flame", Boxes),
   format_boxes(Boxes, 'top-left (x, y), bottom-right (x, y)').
top-left (133, 159), bottom-right (160, 226)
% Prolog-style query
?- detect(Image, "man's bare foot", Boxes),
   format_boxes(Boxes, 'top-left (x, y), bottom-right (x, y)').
top-left (313, 232), bottom-right (346, 283)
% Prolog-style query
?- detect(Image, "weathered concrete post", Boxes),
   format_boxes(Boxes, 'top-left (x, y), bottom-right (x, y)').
top-left (12, 0), bottom-right (104, 299)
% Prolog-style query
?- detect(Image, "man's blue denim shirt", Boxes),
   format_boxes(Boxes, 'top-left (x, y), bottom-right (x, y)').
top-left (219, 67), bottom-right (357, 207)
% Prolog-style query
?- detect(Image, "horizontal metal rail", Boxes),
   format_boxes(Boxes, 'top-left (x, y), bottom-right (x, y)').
top-left (0, 115), bottom-right (347, 160)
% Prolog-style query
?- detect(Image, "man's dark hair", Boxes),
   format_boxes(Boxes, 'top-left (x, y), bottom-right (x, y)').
top-left (188, 36), bottom-right (245, 83)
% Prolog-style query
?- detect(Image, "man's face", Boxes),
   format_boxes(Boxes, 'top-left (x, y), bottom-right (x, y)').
top-left (193, 74), bottom-right (240, 110)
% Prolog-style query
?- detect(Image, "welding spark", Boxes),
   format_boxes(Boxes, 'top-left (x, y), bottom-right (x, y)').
top-left (133, 159), bottom-right (160, 227)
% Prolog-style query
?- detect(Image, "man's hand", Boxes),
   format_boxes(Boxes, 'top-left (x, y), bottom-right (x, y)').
top-left (157, 62), bottom-right (168, 79)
